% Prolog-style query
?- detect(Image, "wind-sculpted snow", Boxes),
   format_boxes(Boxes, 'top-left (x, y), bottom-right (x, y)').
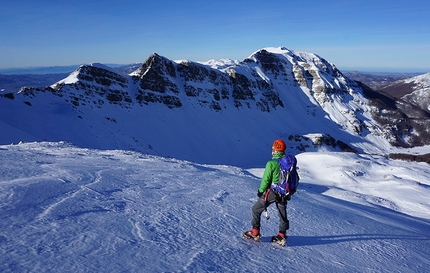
top-left (1, 142), bottom-right (429, 272)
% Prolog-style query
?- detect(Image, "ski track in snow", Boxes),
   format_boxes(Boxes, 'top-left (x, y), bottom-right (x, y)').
top-left (0, 142), bottom-right (429, 272)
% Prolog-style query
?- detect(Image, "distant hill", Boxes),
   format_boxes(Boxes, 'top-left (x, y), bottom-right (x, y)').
top-left (377, 72), bottom-right (430, 113)
top-left (0, 64), bottom-right (142, 93)
top-left (0, 73), bottom-right (69, 93)
top-left (344, 71), bottom-right (421, 90)
top-left (0, 65), bottom-right (79, 75)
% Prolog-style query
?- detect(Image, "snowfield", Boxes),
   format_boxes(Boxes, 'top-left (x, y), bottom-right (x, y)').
top-left (1, 142), bottom-right (429, 272)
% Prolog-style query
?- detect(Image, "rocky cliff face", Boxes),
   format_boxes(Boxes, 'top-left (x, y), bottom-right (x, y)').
top-left (129, 52), bottom-right (285, 112)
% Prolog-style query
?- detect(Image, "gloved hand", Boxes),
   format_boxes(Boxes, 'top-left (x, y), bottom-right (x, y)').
top-left (257, 191), bottom-right (263, 198)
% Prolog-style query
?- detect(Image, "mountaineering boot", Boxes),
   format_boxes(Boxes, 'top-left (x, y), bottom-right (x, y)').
top-left (271, 232), bottom-right (286, 247)
top-left (242, 228), bottom-right (261, 242)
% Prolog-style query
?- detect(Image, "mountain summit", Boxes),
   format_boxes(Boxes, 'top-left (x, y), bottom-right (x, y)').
top-left (1, 47), bottom-right (429, 166)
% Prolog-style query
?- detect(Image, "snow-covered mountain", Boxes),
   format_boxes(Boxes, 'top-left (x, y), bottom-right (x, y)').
top-left (378, 72), bottom-right (430, 112)
top-left (403, 73), bottom-right (430, 110)
top-left (344, 71), bottom-right (420, 90)
top-left (0, 47), bottom-right (429, 166)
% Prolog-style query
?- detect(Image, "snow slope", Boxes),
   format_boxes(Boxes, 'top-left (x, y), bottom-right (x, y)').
top-left (1, 142), bottom-right (429, 272)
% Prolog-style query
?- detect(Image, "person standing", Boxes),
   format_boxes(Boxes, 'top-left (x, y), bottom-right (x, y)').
top-left (243, 139), bottom-right (298, 247)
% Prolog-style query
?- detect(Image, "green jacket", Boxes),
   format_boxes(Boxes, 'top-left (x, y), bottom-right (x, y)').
top-left (258, 152), bottom-right (285, 194)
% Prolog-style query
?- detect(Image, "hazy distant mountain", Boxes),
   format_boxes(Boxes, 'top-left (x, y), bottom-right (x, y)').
top-left (1, 47), bottom-right (429, 165)
top-left (377, 72), bottom-right (430, 112)
top-left (0, 65), bottom-right (78, 75)
top-left (0, 73), bottom-right (69, 93)
top-left (0, 64), bottom-right (142, 92)
top-left (343, 71), bottom-right (421, 90)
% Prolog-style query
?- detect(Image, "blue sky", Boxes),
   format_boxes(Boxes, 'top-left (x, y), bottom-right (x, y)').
top-left (1, 0), bottom-right (430, 72)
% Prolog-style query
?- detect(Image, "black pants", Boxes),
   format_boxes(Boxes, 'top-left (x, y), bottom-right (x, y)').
top-left (251, 190), bottom-right (289, 234)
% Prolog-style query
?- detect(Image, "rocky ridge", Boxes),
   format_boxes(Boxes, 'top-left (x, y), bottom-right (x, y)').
top-left (1, 47), bottom-right (430, 164)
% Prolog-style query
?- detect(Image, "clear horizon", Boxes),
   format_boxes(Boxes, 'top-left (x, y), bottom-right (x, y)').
top-left (1, 0), bottom-right (430, 72)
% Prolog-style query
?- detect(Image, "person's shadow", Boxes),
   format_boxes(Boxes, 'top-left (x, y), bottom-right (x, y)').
top-left (282, 234), bottom-right (430, 246)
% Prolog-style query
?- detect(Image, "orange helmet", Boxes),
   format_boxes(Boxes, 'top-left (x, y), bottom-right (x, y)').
top-left (272, 139), bottom-right (286, 152)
